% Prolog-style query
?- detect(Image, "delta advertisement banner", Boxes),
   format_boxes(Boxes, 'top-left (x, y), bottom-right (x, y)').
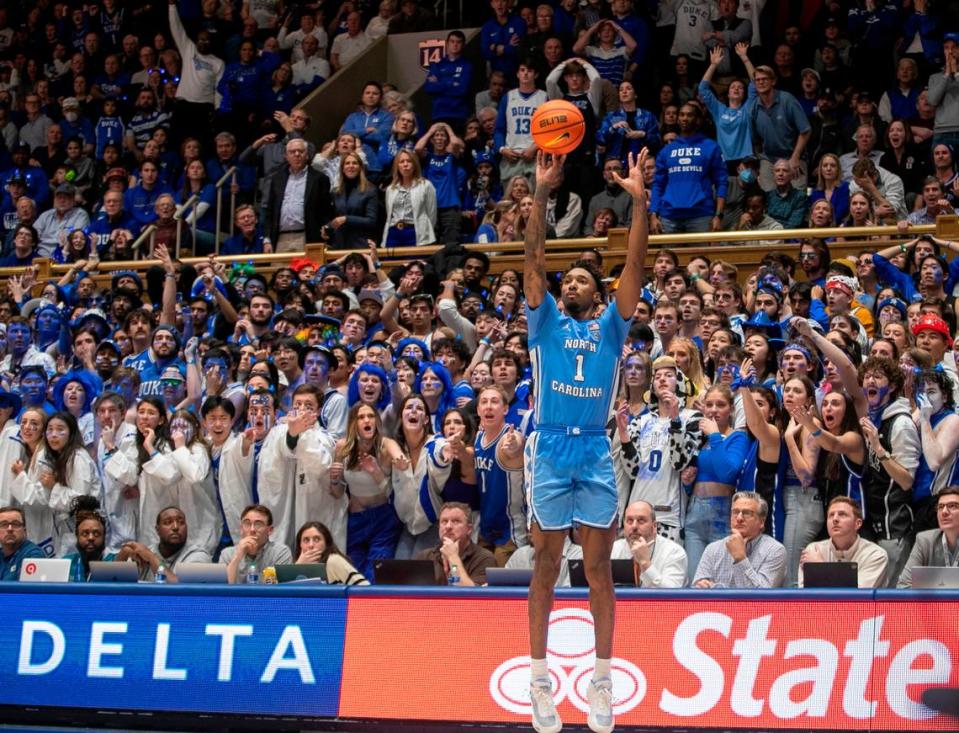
top-left (339, 596), bottom-right (959, 730)
top-left (3, 588), bottom-right (959, 730)
top-left (0, 590), bottom-right (346, 716)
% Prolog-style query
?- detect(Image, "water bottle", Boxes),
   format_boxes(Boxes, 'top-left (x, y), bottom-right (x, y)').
top-left (155, 563), bottom-right (167, 584)
top-left (246, 562), bottom-right (260, 585)
top-left (448, 563), bottom-right (460, 586)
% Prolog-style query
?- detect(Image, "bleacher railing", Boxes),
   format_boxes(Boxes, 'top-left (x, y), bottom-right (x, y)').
top-left (4, 218), bottom-right (956, 293)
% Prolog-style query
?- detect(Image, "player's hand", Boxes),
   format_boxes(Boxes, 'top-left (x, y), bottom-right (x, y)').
top-left (534, 150), bottom-right (566, 191)
top-left (610, 148), bottom-right (648, 207)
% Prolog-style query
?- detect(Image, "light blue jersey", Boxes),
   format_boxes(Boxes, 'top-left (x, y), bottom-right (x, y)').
top-left (527, 292), bottom-right (630, 429)
top-left (525, 292), bottom-right (630, 530)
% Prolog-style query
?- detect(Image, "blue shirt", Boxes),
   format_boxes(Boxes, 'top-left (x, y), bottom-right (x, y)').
top-left (95, 116), bottom-right (126, 159)
top-left (60, 116), bottom-right (96, 148)
top-left (124, 182), bottom-right (174, 227)
top-left (122, 349), bottom-right (186, 397)
top-left (179, 184), bottom-right (218, 232)
top-left (424, 56), bottom-right (473, 121)
top-left (527, 292), bottom-right (630, 429)
top-left (697, 430), bottom-right (752, 485)
top-left (0, 541), bottom-right (44, 581)
top-left (597, 108), bottom-right (660, 166)
top-left (341, 108), bottom-right (394, 174)
top-left (92, 72), bottom-right (130, 98)
top-left (698, 80), bottom-right (754, 163)
top-left (88, 211), bottom-right (141, 254)
top-left (480, 15), bottom-right (526, 78)
top-left (221, 230), bottom-right (268, 255)
top-left (475, 425), bottom-right (525, 545)
top-left (425, 153), bottom-right (465, 209)
top-left (747, 87), bottom-right (810, 161)
top-left (650, 133), bottom-right (728, 220)
top-left (217, 61), bottom-right (263, 111)
top-left (809, 181), bottom-right (850, 223)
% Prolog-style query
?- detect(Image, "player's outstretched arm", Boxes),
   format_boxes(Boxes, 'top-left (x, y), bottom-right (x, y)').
top-left (610, 149), bottom-right (650, 319)
top-left (524, 150), bottom-right (566, 309)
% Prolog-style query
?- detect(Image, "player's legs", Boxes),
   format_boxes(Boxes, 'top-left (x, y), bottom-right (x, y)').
top-left (578, 524), bottom-right (617, 658)
top-left (580, 524), bottom-right (618, 733)
top-left (528, 524), bottom-right (568, 658)
top-left (529, 523), bottom-right (567, 733)
top-left (570, 437), bottom-right (619, 733)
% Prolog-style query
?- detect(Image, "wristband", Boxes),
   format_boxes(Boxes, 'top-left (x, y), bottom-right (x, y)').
top-left (714, 211), bottom-right (723, 218)
top-left (150, 450), bottom-right (159, 458)
top-left (689, 273), bottom-right (700, 282)
top-left (811, 428), bottom-right (823, 438)
top-left (165, 272), bottom-right (176, 279)
top-left (900, 244), bottom-right (907, 253)
top-left (480, 337), bottom-right (492, 346)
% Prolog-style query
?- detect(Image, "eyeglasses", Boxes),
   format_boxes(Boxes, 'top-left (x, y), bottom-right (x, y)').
top-left (731, 508), bottom-right (758, 518)
top-left (798, 253), bottom-right (818, 260)
top-left (241, 519), bottom-right (269, 530)
top-left (0, 520), bottom-right (24, 529)
top-left (937, 502), bottom-right (959, 514)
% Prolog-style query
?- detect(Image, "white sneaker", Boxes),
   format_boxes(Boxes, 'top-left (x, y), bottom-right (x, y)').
top-left (587, 676), bottom-right (614, 733)
top-left (530, 676), bottom-right (562, 733)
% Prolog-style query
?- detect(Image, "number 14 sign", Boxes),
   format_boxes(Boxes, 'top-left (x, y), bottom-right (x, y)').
top-left (418, 39), bottom-right (446, 69)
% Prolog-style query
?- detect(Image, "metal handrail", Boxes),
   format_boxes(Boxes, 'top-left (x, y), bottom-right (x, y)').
top-left (213, 165), bottom-right (237, 255)
top-left (129, 224), bottom-right (157, 260)
top-left (174, 193), bottom-right (200, 259)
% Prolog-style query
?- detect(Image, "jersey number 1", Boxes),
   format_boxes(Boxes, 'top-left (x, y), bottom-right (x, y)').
top-left (574, 354), bottom-right (585, 382)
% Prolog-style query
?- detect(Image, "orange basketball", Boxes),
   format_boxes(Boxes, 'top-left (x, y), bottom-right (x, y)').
top-left (531, 100), bottom-right (585, 155)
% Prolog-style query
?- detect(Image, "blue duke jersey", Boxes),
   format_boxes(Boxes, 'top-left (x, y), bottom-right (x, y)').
top-left (527, 292), bottom-right (630, 429)
top-left (475, 426), bottom-right (527, 546)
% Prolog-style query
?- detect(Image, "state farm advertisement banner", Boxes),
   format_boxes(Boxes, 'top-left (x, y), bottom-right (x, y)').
top-left (340, 597), bottom-right (959, 730)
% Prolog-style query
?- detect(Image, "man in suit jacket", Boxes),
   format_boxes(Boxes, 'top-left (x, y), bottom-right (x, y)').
top-left (263, 138), bottom-right (333, 252)
top-left (898, 488), bottom-right (959, 588)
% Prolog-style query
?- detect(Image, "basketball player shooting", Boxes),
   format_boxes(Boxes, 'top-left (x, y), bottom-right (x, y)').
top-left (524, 148), bottom-right (650, 733)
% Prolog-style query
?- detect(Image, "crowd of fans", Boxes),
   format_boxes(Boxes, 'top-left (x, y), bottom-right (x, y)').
top-left (0, 1), bottom-right (955, 263)
top-left (0, 1), bottom-right (959, 590)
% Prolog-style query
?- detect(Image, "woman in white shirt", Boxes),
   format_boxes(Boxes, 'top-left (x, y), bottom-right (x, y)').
top-left (382, 149), bottom-right (437, 247)
top-left (12, 411), bottom-right (100, 557)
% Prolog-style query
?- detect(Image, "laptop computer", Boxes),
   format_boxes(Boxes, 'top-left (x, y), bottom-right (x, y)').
top-left (275, 563), bottom-right (327, 584)
top-left (89, 561), bottom-right (139, 583)
top-left (802, 561), bottom-right (859, 588)
top-left (910, 566), bottom-right (959, 589)
top-left (373, 559), bottom-right (442, 586)
top-left (486, 567), bottom-right (533, 586)
top-left (19, 558), bottom-right (70, 583)
top-left (568, 559), bottom-right (637, 588)
top-left (175, 563), bottom-right (229, 584)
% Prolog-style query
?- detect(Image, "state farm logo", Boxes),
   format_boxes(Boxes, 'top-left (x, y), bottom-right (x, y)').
top-left (489, 609), bottom-right (646, 716)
